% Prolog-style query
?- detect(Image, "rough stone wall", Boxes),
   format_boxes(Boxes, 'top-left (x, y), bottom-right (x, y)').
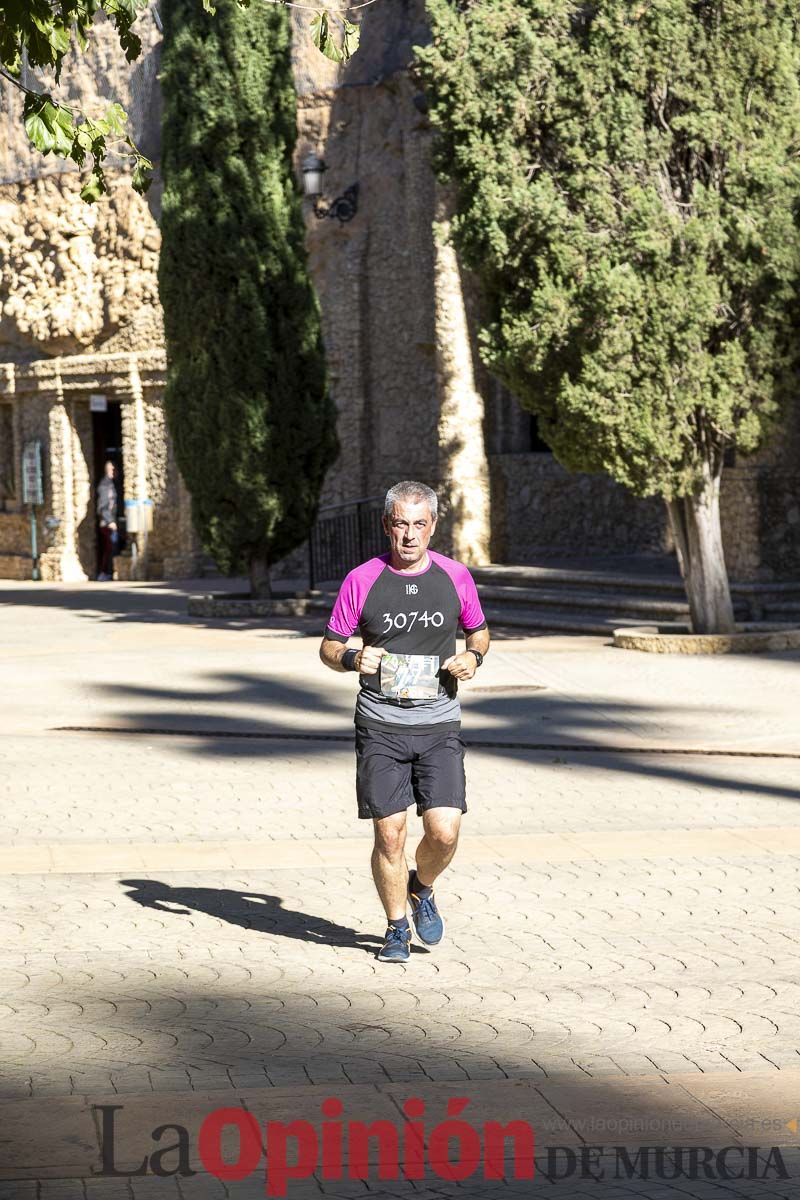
top-left (489, 454), bottom-right (672, 562)
top-left (0, 174), bottom-right (160, 361)
top-left (489, 451), bottom-right (800, 583)
top-left (296, 71), bottom-right (439, 502)
top-left (718, 398), bottom-right (800, 581)
top-left (292, 1), bottom-right (491, 562)
top-left (430, 194), bottom-right (491, 564)
top-left (137, 382), bottom-right (203, 578)
top-left (0, 9), bottom-right (162, 364)
top-left (756, 471), bottom-right (800, 579)
top-left (721, 464), bottom-right (800, 582)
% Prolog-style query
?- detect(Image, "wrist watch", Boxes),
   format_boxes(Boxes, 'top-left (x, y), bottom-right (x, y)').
top-left (466, 648), bottom-right (484, 668)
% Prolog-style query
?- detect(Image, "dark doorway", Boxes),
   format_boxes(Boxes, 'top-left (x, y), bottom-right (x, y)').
top-left (92, 402), bottom-right (125, 576)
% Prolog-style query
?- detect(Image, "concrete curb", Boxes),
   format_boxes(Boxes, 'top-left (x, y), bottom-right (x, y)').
top-left (187, 592), bottom-right (327, 617)
top-left (613, 624), bottom-right (800, 654)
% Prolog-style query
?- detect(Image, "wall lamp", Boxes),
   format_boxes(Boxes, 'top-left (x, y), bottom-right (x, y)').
top-left (301, 154), bottom-right (359, 224)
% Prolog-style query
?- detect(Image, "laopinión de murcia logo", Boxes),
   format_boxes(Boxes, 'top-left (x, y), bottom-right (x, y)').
top-left (94, 1098), bottom-right (792, 1195)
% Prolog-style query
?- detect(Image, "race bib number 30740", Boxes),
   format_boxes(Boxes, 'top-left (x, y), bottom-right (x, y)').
top-left (382, 610), bottom-right (444, 633)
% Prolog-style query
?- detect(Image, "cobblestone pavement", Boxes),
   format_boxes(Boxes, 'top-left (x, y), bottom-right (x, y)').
top-left (2, 581), bottom-right (800, 1199)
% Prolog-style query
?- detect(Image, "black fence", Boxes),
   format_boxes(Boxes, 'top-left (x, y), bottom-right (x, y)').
top-left (308, 496), bottom-right (385, 590)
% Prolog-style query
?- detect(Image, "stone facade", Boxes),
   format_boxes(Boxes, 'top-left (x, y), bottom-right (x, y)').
top-left (0, 350), bottom-right (200, 581)
top-left (0, 2), bottom-right (797, 583)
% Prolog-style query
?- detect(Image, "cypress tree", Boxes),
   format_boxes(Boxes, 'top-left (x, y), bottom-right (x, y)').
top-left (417, 1), bottom-right (800, 633)
top-left (159, 0), bottom-right (336, 596)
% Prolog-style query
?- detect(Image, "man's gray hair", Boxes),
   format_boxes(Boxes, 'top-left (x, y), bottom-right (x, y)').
top-left (384, 480), bottom-right (438, 520)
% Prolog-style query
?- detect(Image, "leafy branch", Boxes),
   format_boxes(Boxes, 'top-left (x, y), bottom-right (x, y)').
top-left (21, 86), bottom-right (152, 201)
top-left (1, 0), bottom-right (373, 200)
top-left (1, 0), bottom-right (155, 199)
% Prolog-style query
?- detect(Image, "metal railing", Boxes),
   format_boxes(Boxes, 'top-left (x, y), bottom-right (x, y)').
top-left (308, 496), bottom-right (385, 590)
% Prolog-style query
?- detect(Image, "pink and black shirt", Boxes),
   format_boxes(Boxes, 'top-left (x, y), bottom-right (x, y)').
top-left (325, 550), bottom-right (487, 732)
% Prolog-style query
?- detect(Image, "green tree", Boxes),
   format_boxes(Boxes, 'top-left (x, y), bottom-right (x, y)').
top-left (159, 0), bottom-right (336, 596)
top-left (416, 0), bottom-right (800, 633)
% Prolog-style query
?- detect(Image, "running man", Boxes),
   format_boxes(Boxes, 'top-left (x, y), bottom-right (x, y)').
top-left (319, 481), bottom-right (490, 962)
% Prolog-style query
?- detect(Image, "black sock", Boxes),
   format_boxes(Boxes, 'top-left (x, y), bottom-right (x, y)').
top-left (389, 915), bottom-right (410, 931)
top-left (409, 870), bottom-right (433, 899)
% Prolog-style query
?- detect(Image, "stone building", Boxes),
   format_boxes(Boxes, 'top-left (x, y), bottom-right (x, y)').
top-left (1, 1), bottom-right (798, 582)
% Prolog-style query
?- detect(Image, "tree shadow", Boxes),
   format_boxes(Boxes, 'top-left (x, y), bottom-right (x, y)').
top-left (0, 579), bottom-right (325, 633)
top-left (119, 878), bottom-right (393, 955)
top-left (65, 667), bottom-right (800, 801)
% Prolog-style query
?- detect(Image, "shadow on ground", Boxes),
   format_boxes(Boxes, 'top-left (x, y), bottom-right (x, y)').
top-left (120, 878), bottom-right (387, 954)
top-left (0, 581), bottom-right (564, 640)
top-left (69, 669), bottom-right (800, 802)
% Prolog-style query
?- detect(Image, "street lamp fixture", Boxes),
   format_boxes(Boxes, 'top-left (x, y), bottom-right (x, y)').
top-left (301, 153), bottom-right (359, 224)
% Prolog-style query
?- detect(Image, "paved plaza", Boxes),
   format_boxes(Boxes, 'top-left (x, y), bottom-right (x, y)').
top-left (1, 578), bottom-right (800, 1199)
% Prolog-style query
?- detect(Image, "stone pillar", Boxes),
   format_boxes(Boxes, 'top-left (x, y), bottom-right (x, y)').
top-left (120, 357), bottom-right (151, 578)
top-left (432, 190), bottom-right (491, 566)
top-left (70, 397), bottom-right (94, 577)
top-left (40, 381), bottom-right (88, 582)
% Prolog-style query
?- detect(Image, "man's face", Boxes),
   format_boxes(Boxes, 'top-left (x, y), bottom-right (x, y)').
top-left (383, 499), bottom-right (436, 568)
top-left (105, 462), bottom-right (115, 479)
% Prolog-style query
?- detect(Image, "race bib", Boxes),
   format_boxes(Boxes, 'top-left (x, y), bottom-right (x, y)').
top-left (380, 653), bottom-right (440, 700)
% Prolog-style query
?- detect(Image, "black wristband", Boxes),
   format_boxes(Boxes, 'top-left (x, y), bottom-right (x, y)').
top-left (466, 648), bottom-right (484, 668)
top-left (342, 648), bottom-right (360, 672)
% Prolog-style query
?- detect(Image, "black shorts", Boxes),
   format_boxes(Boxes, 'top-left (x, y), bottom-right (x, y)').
top-left (355, 725), bottom-right (467, 821)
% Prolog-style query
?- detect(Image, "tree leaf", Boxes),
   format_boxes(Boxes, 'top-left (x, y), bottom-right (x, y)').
top-left (23, 97), bottom-right (56, 154)
top-left (119, 29), bottom-right (142, 61)
top-left (310, 10), bottom-right (343, 63)
top-left (24, 109), bottom-right (55, 154)
top-left (309, 11), bottom-right (327, 51)
top-left (29, 12), bottom-right (70, 56)
top-left (51, 103), bottom-right (76, 156)
top-left (131, 162), bottom-right (152, 194)
top-left (80, 168), bottom-right (107, 204)
top-left (342, 18), bottom-right (360, 62)
top-left (48, 19), bottom-right (71, 57)
top-left (104, 102), bottom-right (128, 136)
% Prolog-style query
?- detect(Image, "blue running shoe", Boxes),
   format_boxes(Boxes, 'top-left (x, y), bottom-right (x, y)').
top-left (377, 922), bottom-right (411, 963)
top-left (408, 873), bottom-right (445, 946)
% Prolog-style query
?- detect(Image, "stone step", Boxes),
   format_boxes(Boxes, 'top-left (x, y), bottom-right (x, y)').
top-left (763, 600), bottom-right (800, 619)
top-left (476, 583), bottom-right (691, 619)
top-left (471, 562), bottom-right (686, 596)
top-left (471, 562), bottom-right (800, 603)
top-left (480, 605), bottom-right (662, 636)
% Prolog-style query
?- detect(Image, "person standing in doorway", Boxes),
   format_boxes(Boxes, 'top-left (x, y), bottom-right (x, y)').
top-left (319, 481), bottom-right (490, 963)
top-left (96, 460), bottom-right (119, 582)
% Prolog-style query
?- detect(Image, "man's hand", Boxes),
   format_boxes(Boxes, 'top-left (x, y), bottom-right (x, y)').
top-left (441, 651), bottom-right (477, 681)
top-left (320, 637), bottom-right (385, 674)
top-left (356, 645), bottom-right (386, 674)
